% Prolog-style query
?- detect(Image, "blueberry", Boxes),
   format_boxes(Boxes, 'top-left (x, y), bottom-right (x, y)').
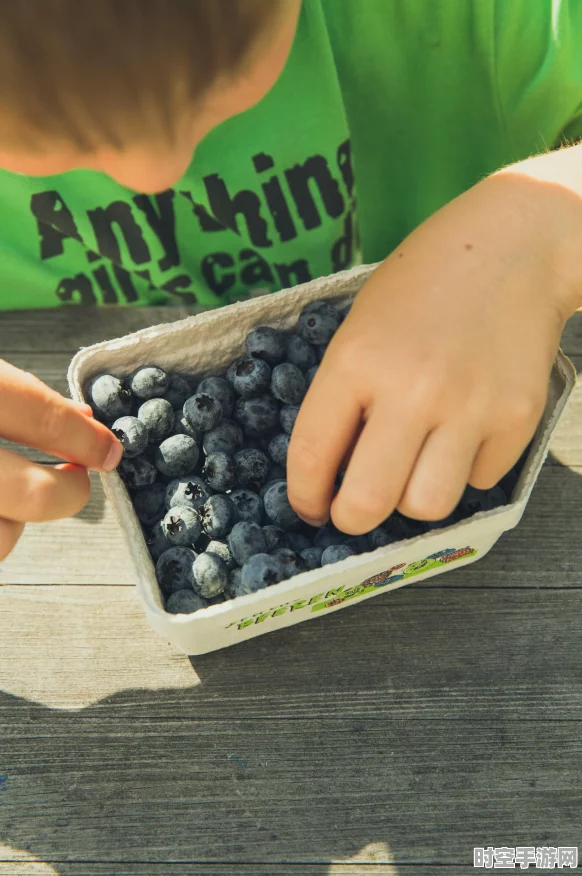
top-left (234, 395), bottom-right (280, 436)
top-left (460, 484), bottom-right (508, 517)
top-left (263, 481), bottom-right (302, 530)
top-left (367, 525), bottom-right (395, 550)
top-left (230, 488), bottom-right (264, 525)
top-left (118, 454), bottom-right (157, 489)
top-left (240, 553), bottom-right (286, 594)
top-left (225, 567), bottom-right (244, 599)
top-left (280, 404), bottom-right (300, 435)
top-left (300, 546), bottom-right (324, 569)
top-left (321, 544), bottom-right (356, 565)
top-left (498, 467), bottom-right (520, 502)
top-left (138, 397), bottom-right (174, 442)
top-left (154, 434), bottom-right (199, 478)
top-left (132, 482), bottom-right (167, 526)
top-left (166, 476), bottom-right (213, 512)
top-left (88, 374), bottom-right (133, 422)
top-left (173, 410), bottom-right (202, 442)
top-left (272, 548), bottom-right (308, 580)
top-left (245, 326), bottom-right (287, 365)
top-left (263, 525), bottom-right (291, 552)
top-left (205, 539), bottom-right (235, 569)
top-left (343, 534), bottom-right (370, 554)
top-left (192, 552), bottom-right (228, 598)
top-left (110, 416), bottom-right (148, 458)
top-left (234, 448), bottom-right (271, 489)
top-left (129, 366), bottom-right (169, 400)
top-left (199, 494), bottom-right (236, 538)
top-left (285, 333), bottom-right (317, 372)
top-left (313, 526), bottom-right (345, 548)
top-left (202, 419), bottom-right (244, 456)
top-left (270, 363), bottom-right (306, 405)
top-left (144, 520), bottom-right (172, 561)
top-left (196, 377), bottom-right (235, 418)
top-left (166, 589), bottom-right (208, 614)
top-left (155, 546), bottom-right (197, 597)
top-left (202, 452), bottom-right (237, 492)
top-left (260, 477), bottom-right (285, 500)
top-left (287, 532), bottom-right (312, 552)
top-left (265, 464), bottom-right (286, 484)
top-left (227, 356), bottom-right (271, 398)
top-left (228, 521), bottom-right (267, 566)
top-left (268, 433), bottom-right (290, 467)
top-left (161, 505), bottom-right (202, 546)
top-left (297, 300), bottom-right (341, 345)
top-left (183, 393), bottom-right (223, 432)
top-left (306, 365), bottom-right (319, 386)
top-left (208, 593), bottom-right (227, 605)
top-left (162, 373), bottom-right (194, 409)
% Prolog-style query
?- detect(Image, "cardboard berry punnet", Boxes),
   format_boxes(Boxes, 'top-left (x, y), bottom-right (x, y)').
top-left (67, 263), bottom-right (576, 655)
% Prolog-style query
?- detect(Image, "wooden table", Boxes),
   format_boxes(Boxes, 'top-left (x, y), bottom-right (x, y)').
top-left (1, 307), bottom-right (581, 876)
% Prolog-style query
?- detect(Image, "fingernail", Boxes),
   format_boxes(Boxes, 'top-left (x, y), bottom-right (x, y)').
top-left (102, 440), bottom-right (124, 472)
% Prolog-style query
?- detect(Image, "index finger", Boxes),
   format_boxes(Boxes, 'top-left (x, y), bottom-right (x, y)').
top-left (0, 359), bottom-right (123, 471)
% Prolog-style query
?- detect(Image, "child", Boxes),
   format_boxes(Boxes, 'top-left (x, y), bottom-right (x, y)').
top-left (0, 0), bottom-right (581, 560)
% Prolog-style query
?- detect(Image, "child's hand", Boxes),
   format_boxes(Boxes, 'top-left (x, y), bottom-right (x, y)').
top-left (287, 175), bottom-right (574, 535)
top-left (0, 360), bottom-right (123, 560)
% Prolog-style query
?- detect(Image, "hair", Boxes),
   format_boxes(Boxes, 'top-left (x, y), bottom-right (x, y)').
top-left (0, 0), bottom-right (284, 152)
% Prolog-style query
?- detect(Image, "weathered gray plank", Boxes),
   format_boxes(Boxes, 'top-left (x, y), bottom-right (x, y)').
top-left (0, 465), bottom-right (580, 587)
top-left (0, 864), bottom-right (407, 876)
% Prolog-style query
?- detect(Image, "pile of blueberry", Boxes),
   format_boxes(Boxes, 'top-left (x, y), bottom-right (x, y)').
top-left (86, 298), bottom-right (519, 616)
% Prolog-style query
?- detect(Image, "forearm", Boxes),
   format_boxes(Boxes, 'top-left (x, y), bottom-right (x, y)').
top-left (484, 142), bottom-right (582, 319)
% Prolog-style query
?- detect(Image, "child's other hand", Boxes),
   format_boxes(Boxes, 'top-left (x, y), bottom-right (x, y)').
top-left (287, 175), bottom-right (572, 535)
top-left (0, 360), bottom-right (122, 559)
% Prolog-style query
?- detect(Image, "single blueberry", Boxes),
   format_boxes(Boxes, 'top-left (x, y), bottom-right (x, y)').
top-left (245, 326), bottom-right (287, 365)
top-left (263, 481), bottom-right (302, 530)
top-left (196, 377), bottom-right (235, 418)
top-left (279, 404), bottom-right (300, 435)
top-left (313, 526), bottom-right (345, 548)
top-left (202, 452), bottom-right (237, 492)
top-left (202, 419), bottom-right (244, 456)
top-left (300, 546), bottom-right (324, 570)
top-left (225, 567), bottom-right (244, 599)
top-left (110, 416), bottom-right (148, 458)
top-left (272, 548), bottom-right (308, 580)
top-left (162, 373), bottom-right (194, 409)
top-left (205, 539), bottom-right (235, 569)
top-left (132, 482), bottom-right (167, 526)
top-left (183, 393), bottom-right (223, 432)
top-left (306, 365), bottom-right (319, 386)
top-left (285, 333), bottom-right (317, 372)
top-left (367, 524), bottom-right (396, 550)
top-left (240, 553), bottom-right (286, 594)
top-left (321, 544), bottom-right (356, 566)
top-left (129, 366), bottom-right (170, 400)
top-left (138, 397), bottom-right (174, 443)
top-left (173, 410), bottom-right (202, 442)
top-left (259, 477), bottom-right (286, 500)
top-left (287, 532), bottom-right (312, 552)
top-left (270, 363), bottom-right (306, 405)
top-left (161, 505), bottom-right (202, 546)
top-left (230, 488), bottom-right (264, 525)
top-left (166, 589), bottom-right (208, 614)
top-left (460, 484), bottom-right (508, 517)
top-left (155, 546), bottom-right (197, 597)
top-left (297, 300), bottom-right (341, 345)
top-left (234, 394), bottom-right (280, 436)
top-left (192, 552), bottom-right (229, 598)
top-left (88, 374), bottom-right (133, 422)
top-left (118, 455), bottom-right (157, 489)
top-left (166, 476), bottom-right (213, 512)
top-left (228, 521), bottom-right (267, 566)
top-left (234, 448), bottom-right (271, 489)
top-left (154, 434), bottom-right (199, 478)
top-left (227, 356), bottom-right (271, 398)
top-left (263, 525), bottom-right (291, 552)
top-left (268, 433), bottom-right (290, 467)
top-left (199, 494), bottom-right (236, 538)
top-left (144, 520), bottom-right (172, 562)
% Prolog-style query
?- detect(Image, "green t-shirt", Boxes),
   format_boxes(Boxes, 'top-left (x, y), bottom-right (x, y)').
top-left (1, 0), bottom-right (582, 310)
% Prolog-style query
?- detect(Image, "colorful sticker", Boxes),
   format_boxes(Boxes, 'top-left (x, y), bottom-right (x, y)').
top-left (226, 545), bottom-right (477, 631)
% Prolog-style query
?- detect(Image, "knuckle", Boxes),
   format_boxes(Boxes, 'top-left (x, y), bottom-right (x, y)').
top-left (508, 392), bottom-right (545, 426)
top-left (288, 434), bottom-right (325, 478)
top-left (38, 398), bottom-right (69, 447)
